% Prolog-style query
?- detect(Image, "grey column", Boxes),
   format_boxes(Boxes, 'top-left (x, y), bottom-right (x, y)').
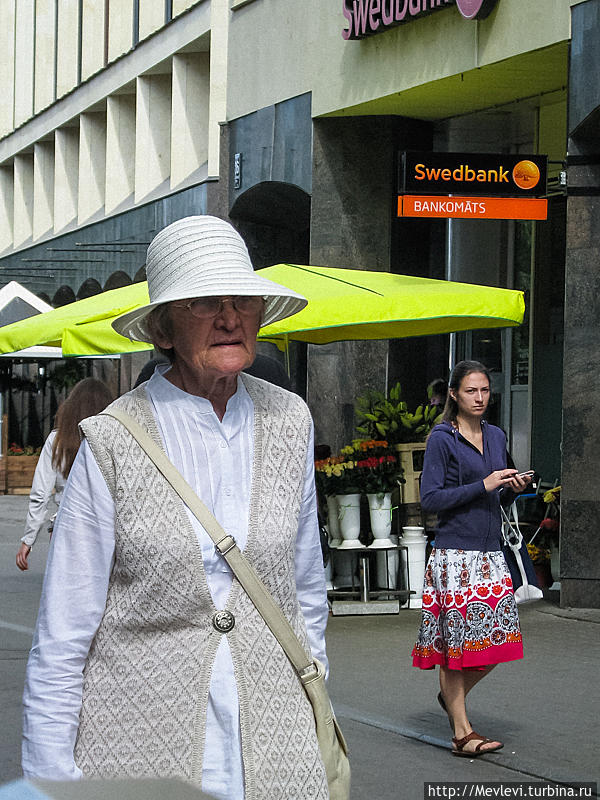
top-left (561, 0), bottom-right (600, 608)
top-left (308, 117), bottom-right (395, 451)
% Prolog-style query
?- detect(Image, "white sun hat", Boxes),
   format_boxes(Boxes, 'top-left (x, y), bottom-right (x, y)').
top-left (112, 215), bottom-right (307, 343)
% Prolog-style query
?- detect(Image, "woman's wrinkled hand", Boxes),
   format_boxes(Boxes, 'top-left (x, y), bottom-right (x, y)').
top-left (16, 542), bottom-right (31, 571)
top-left (483, 469), bottom-right (519, 492)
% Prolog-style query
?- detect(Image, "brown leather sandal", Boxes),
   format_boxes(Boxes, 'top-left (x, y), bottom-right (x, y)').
top-left (452, 731), bottom-right (504, 757)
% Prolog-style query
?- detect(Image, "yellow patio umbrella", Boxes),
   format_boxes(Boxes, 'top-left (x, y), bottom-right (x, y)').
top-left (0, 282), bottom-right (152, 357)
top-left (0, 265), bottom-right (524, 357)
top-left (257, 264), bottom-right (525, 346)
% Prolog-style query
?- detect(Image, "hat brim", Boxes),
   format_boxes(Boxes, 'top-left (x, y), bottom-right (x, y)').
top-left (112, 275), bottom-right (307, 343)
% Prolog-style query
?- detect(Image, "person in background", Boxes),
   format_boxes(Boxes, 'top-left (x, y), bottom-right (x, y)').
top-left (412, 360), bottom-right (532, 757)
top-left (15, 378), bottom-right (113, 571)
top-left (22, 215), bottom-right (330, 800)
top-left (427, 377), bottom-right (448, 409)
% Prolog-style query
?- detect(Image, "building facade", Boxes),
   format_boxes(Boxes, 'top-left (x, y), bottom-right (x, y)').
top-left (0, 0), bottom-right (598, 607)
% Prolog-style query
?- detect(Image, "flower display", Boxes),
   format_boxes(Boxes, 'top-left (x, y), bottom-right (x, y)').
top-left (6, 443), bottom-right (41, 456)
top-left (315, 456), bottom-right (361, 496)
top-left (346, 439), bottom-right (404, 496)
top-left (315, 440), bottom-right (404, 497)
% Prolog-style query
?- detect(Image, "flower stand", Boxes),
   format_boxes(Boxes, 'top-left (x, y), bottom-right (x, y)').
top-left (376, 534), bottom-right (400, 592)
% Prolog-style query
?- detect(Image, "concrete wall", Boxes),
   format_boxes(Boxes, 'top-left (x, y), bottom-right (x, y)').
top-left (227, 0), bottom-right (571, 121)
top-left (0, 5), bottom-right (213, 258)
top-left (0, 182), bottom-right (208, 302)
top-left (561, 0), bottom-right (600, 608)
top-left (0, 1), bottom-right (209, 137)
top-left (308, 116), bottom-right (399, 450)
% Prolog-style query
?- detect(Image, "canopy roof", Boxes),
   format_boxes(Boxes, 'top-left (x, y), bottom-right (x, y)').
top-left (0, 281), bottom-right (62, 359)
top-left (0, 266), bottom-right (524, 357)
top-left (257, 265), bottom-right (525, 345)
top-left (0, 283), bottom-right (151, 357)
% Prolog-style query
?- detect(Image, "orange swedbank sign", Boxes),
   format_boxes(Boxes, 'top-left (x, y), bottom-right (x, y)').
top-left (343, 0), bottom-right (499, 40)
top-left (401, 152), bottom-right (547, 197)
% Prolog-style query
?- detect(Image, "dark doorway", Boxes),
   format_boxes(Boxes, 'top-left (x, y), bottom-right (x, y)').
top-left (230, 181), bottom-right (311, 397)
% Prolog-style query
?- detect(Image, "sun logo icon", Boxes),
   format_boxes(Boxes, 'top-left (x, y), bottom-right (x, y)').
top-left (512, 160), bottom-right (541, 190)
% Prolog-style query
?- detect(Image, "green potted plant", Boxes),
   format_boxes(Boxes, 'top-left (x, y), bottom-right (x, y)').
top-left (355, 383), bottom-right (442, 503)
top-left (354, 382), bottom-right (442, 444)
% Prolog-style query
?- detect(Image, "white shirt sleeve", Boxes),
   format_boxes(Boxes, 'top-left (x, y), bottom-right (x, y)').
top-left (22, 439), bottom-right (115, 780)
top-left (21, 432), bottom-right (59, 548)
top-left (294, 421), bottom-right (329, 676)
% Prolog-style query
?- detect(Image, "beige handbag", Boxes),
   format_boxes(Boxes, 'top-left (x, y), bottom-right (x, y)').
top-left (103, 408), bottom-right (351, 800)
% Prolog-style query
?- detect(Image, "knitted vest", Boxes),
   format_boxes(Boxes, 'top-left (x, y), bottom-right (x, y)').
top-left (74, 375), bottom-right (328, 799)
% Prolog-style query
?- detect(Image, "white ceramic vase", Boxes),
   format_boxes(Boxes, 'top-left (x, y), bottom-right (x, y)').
top-left (336, 493), bottom-right (362, 549)
top-left (367, 491), bottom-right (394, 548)
top-left (325, 494), bottom-right (342, 547)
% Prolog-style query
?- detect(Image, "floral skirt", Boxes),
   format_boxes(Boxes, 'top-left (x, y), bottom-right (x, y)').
top-left (412, 548), bottom-right (523, 671)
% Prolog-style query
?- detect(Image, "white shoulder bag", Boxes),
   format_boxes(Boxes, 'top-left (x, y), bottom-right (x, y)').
top-left (501, 502), bottom-right (543, 604)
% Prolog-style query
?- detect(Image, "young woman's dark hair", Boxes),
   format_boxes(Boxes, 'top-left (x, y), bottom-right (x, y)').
top-left (51, 378), bottom-right (113, 478)
top-left (441, 360), bottom-right (491, 425)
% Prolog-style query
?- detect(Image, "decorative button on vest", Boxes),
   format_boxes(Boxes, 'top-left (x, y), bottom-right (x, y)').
top-left (212, 610), bottom-right (235, 632)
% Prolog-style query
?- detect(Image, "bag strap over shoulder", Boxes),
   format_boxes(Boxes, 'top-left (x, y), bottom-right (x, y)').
top-left (501, 502), bottom-right (523, 548)
top-left (102, 407), bottom-right (317, 682)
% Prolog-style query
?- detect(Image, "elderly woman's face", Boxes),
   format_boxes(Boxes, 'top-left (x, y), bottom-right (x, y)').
top-left (160, 296), bottom-right (263, 380)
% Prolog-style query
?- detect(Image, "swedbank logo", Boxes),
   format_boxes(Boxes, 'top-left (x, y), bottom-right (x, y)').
top-left (455, 0), bottom-right (496, 19)
top-left (401, 152), bottom-right (547, 198)
top-left (512, 160), bottom-right (541, 191)
top-left (343, 0), bottom-right (499, 41)
top-left (414, 160), bottom-right (540, 192)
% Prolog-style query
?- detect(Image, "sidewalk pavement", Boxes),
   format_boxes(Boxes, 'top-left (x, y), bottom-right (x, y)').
top-left (1, 495), bottom-right (598, 798)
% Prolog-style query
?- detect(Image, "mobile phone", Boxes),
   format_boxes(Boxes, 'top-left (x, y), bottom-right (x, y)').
top-left (517, 470), bottom-right (535, 478)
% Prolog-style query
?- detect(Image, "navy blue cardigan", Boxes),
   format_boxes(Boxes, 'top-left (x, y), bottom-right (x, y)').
top-left (420, 420), bottom-right (515, 552)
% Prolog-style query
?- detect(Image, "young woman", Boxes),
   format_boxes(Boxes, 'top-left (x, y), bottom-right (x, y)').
top-left (16, 378), bottom-right (113, 571)
top-left (412, 360), bottom-right (532, 757)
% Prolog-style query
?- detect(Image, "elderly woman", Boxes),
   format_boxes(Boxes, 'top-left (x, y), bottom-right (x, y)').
top-left (22, 216), bottom-right (331, 800)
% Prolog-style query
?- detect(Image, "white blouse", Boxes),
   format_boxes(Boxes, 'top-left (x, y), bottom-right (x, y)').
top-left (21, 430), bottom-right (66, 548)
top-left (22, 368), bottom-right (329, 800)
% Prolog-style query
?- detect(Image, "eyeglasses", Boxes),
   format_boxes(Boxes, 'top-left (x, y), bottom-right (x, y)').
top-left (172, 296), bottom-right (264, 319)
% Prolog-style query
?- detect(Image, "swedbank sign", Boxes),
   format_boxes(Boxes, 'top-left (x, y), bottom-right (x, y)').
top-left (343, 0), bottom-right (499, 40)
top-left (402, 152), bottom-right (548, 197)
